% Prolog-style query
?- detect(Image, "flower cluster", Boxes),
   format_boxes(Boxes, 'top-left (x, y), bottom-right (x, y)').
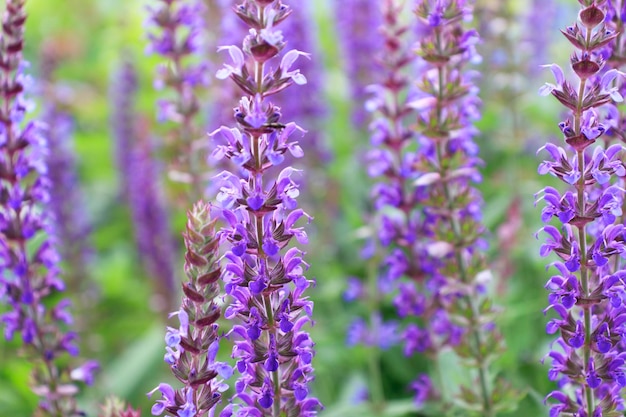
top-left (333, 0), bottom-right (383, 127)
top-left (149, 202), bottom-right (231, 417)
top-left (538, 2), bottom-right (626, 417)
top-left (397, 0), bottom-right (507, 414)
top-left (345, 0), bottom-right (413, 363)
top-left (147, 0), bottom-right (210, 200)
top-left (211, 1), bottom-right (321, 415)
top-left (0, 1), bottom-right (97, 414)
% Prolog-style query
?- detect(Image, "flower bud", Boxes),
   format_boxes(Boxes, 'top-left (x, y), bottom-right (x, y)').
top-left (579, 4), bottom-right (605, 29)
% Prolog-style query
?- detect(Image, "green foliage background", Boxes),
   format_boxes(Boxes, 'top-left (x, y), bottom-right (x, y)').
top-left (0, 0), bottom-right (588, 416)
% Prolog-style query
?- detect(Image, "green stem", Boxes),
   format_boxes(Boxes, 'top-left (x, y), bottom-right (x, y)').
top-left (573, 26), bottom-right (594, 414)
top-left (251, 39), bottom-right (282, 417)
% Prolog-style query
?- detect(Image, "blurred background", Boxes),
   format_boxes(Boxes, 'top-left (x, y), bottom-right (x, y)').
top-left (0, 0), bottom-right (585, 416)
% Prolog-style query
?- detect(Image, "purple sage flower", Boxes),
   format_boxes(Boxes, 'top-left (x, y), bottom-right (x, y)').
top-left (0, 1), bottom-right (96, 413)
top-left (148, 202), bottom-right (231, 417)
top-left (344, 1), bottom-right (414, 380)
top-left (378, 0), bottom-right (508, 414)
top-left (211, 1), bottom-right (321, 415)
top-left (537, 2), bottom-right (626, 416)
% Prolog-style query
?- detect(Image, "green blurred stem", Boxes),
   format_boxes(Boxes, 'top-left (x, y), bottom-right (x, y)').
top-left (366, 256), bottom-right (385, 412)
top-left (253, 50), bottom-right (282, 417)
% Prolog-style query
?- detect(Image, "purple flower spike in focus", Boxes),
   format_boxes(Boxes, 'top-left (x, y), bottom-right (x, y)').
top-left (212, 1), bottom-right (321, 416)
top-left (0, 1), bottom-right (96, 415)
top-left (149, 202), bottom-right (230, 417)
top-left (538, 2), bottom-right (626, 417)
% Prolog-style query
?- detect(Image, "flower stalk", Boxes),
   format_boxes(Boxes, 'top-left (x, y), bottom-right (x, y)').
top-left (148, 202), bottom-right (231, 417)
top-left (211, 1), bottom-right (321, 415)
top-left (147, 0), bottom-right (210, 201)
top-left (538, 1), bottom-right (626, 416)
top-left (0, 1), bottom-right (97, 415)
top-left (399, 0), bottom-right (510, 414)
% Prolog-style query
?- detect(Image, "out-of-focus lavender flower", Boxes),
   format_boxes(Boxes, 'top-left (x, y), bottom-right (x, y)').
top-left (110, 58), bottom-right (138, 200)
top-left (128, 129), bottom-right (177, 308)
top-left (346, 313), bottom-right (399, 350)
top-left (148, 202), bottom-right (231, 417)
top-left (147, 0), bottom-right (211, 200)
top-left (333, 0), bottom-right (383, 127)
top-left (537, 2), bottom-right (626, 417)
top-left (384, 0), bottom-right (507, 414)
top-left (342, 6), bottom-right (413, 406)
top-left (110, 58), bottom-right (177, 310)
top-left (211, 1), bottom-right (321, 415)
top-left (524, 0), bottom-right (558, 76)
top-left (359, 0), bottom-right (416, 340)
top-left (43, 105), bottom-right (95, 295)
top-left (0, 1), bottom-right (96, 414)
top-left (275, 1), bottom-right (330, 165)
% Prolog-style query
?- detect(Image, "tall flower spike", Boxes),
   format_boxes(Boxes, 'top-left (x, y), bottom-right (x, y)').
top-left (127, 127), bottom-right (177, 310)
top-left (147, 0), bottom-right (211, 201)
top-left (0, 1), bottom-right (97, 415)
top-left (333, 0), bottom-right (383, 128)
top-left (275, 1), bottom-right (330, 165)
top-left (344, 0), bottom-right (414, 406)
top-left (403, 1), bottom-right (510, 414)
top-left (538, 2), bottom-right (626, 416)
top-left (40, 49), bottom-right (93, 295)
top-left (148, 202), bottom-right (231, 417)
top-left (111, 58), bottom-right (177, 311)
top-left (212, 1), bottom-right (321, 416)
